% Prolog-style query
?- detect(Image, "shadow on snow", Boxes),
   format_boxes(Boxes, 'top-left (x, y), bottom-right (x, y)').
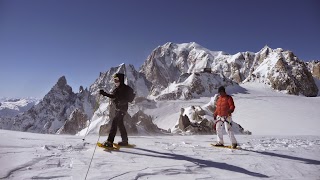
top-left (119, 147), bottom-right (269, 178)
top-left (242, 149), bottom-right (320, 165)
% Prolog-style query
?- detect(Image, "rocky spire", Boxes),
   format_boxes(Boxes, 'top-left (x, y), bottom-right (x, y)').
top-left (57, 76), bottom-right (67, 88)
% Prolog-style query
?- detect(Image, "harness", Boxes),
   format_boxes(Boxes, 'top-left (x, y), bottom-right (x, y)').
top-left (216, 116), bottom-right (233, 130)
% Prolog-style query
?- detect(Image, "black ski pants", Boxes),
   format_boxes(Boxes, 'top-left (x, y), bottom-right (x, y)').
top-left (107, 110), bottom-right (128, 143)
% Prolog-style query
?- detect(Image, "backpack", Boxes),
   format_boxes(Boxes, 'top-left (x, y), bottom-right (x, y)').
top-left (126, 85), bottom-right (136, 103)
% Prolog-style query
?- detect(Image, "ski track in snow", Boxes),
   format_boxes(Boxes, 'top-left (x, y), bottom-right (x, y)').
top-left (1, 131), bottom-right (320, 179)
top-left (0, 131), bottom-right (91, 179)
top-left (0, 155), bottom-right (54, 179)
top-left (86, 135), bottom-right (319, 179)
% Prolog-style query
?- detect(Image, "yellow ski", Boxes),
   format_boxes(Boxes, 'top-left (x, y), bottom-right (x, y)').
top-left (97, 142), bottom-right (120, 150)
top-left (210, 144), bottom-right (241, 150)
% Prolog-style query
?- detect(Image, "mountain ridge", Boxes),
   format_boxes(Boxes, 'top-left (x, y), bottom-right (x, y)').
top-left (1, 42), bottom-right (319, 134)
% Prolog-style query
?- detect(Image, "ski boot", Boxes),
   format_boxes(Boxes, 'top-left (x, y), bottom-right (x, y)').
top-left (103, 141), bottom-right (113, 148)
top-left (214, 142), bottom-right (224, 147)
top-left (232, 143), bottom-right (238, 149)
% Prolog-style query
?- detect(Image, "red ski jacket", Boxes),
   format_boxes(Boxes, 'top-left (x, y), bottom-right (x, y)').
top-left (214, 95), bottom-right (235, 117)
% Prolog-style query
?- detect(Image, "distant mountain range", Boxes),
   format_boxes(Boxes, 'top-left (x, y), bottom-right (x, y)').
top-left (1, 42), bottom-right (319, 134)
top-left (140, 42), bottom-right (319, 97)
top-left (0, 98), bottom-right (39, 118)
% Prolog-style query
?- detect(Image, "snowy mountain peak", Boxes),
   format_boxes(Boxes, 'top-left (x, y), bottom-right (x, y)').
top-left (259, 44), bottom-right (272, 51)
top-left (163, 42), bottom-right (175, 49)
top-left (154, 72), bottom-right (239, 100)
top-left (140, 42), bottom-right (219, 94)
top-left (248, 47), bottom-right (318, 96)
top-left (141, 42), bottom-right (318, 97)
top-left (1, 42), bottom-right (319, 136)
top-left (56, 76), bottom-right (68, 88)
top-left (256, 45), bottom-right (273, 60)
top-left (0, 76), bottom-right (97, 134)
top-left (43, 76), bottom-right (74, 103)
top-left (262, 44), bottom-right (271, 50)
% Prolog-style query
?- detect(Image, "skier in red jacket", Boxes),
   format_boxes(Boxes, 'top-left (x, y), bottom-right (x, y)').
top-left (214, 86), bottom-right (238, 148)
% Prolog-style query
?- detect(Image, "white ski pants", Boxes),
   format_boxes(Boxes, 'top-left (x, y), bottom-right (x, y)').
top-left (216, 116), bottom-right (237, 144)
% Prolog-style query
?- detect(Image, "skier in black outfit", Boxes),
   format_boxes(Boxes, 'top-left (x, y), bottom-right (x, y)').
top-left (99, 73), bottom-right (132, 147)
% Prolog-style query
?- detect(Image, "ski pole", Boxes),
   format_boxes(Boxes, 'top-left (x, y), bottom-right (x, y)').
top-left (82, 94), bottom-right (101, 141)
top-left (85, 134), bottom-right (101, 180)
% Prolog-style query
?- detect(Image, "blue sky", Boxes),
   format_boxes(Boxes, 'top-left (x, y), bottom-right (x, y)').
top-left (0, 0), bottom-right (319, 98)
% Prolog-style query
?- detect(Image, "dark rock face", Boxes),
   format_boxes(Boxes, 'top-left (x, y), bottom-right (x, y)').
top-left (4, 76), bottom-right (96, 134)
top-left (307, 61), bottom-right (320, 79)
top-left (99, 103), bottom-right (165, 136)
top-left (57, 109), bottom-right (88, 135)
top-left (268, 55), bottom-right (318, 97)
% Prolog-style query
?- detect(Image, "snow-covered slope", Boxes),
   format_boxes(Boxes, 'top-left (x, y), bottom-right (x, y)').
top-left (0, 98), bottom-right (39, 118)
top-left (231, 83), bottom-right (320, 135)
top-left (146, 83), bottom-right (320, 136)
top-left (82, 82), bottom-right (320, 136)
top-left (0, 129), bottom-right (319, 179)
top-left (153, 72), bottom-right (245, 100)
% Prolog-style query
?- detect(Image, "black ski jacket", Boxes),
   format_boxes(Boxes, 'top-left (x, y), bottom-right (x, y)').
top-left (100, 73), bottom-right (130, 112)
